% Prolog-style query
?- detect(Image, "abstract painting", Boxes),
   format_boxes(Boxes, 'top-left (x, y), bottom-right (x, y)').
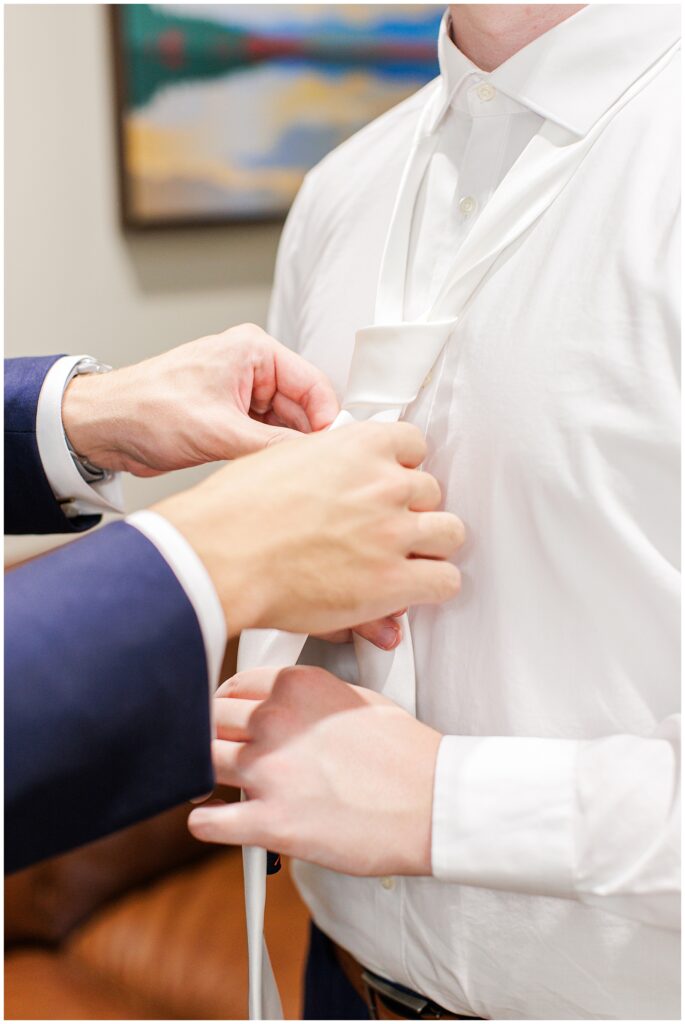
top-left (111, 4), bottom-right (442, 227)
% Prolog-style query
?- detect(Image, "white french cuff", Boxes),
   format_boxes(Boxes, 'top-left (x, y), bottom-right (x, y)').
top-left (126, 510), bottom-right (227, 696)
top-left (35, 354), bottom-right (124, 517)
top-left (431, 734), bottom-right (578, 898)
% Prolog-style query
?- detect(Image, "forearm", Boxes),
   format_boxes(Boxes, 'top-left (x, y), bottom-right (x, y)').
top-left (432, 716), bottom-right (680, 929)
top-left (5, 522), bottom-right (216, 872)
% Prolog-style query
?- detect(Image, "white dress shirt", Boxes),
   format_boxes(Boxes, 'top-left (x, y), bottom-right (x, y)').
top-left (268, 6), bottom-right (680, 1019)
top-left (34, 355), bottom-right (226, 689)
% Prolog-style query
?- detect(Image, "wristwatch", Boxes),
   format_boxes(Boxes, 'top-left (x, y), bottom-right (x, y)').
top-left (63, 357), bottom-right (114, 484)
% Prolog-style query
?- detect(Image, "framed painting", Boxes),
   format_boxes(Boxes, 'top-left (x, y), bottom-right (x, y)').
top-left (111, 4), bottom-right (442, 228)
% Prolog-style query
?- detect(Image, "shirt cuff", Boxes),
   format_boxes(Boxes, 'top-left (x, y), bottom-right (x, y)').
top-left (126, 510), bottom-right (227, 696)
top-left (431, 734), bottom-right (578, 898)
top-left (35, 355), bottom-right (124, 518)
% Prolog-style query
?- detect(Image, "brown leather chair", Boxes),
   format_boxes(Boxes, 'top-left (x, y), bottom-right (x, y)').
top-left (5, 796), bottom-right (310, 1019)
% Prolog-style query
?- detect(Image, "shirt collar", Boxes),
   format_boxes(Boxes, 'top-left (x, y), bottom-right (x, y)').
top-left (434, 5), bottom-right (680, 137)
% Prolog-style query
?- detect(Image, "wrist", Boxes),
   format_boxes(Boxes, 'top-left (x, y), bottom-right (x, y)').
top-left (62, 369), bottom-right (130, 471)
top-left (402, 722), bottom-right (442, 875)
top-left (152, 481), bottom-right (269, 637)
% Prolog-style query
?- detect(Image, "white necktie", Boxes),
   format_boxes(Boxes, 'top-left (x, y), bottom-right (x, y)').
top-left (236, 48), bottom-right (675, 1019)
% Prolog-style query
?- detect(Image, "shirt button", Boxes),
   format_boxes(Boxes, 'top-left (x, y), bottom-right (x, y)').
top-left (380, 876), bottom-right (395, 891)
top-left (477, 82), bottom-right (496, 102)
top-left (459, 195), bottom-right (477, 216)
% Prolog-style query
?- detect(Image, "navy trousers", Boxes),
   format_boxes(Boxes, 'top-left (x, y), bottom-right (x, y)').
top-left (303, 922), bottom-right (370, 1019)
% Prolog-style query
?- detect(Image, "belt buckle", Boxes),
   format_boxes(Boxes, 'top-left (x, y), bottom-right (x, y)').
top-left (361, 969), bottom-right (435, 1020)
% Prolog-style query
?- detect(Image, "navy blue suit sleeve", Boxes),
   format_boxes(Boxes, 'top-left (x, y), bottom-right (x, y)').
top-left (4, 356), bottom-right (100, 534)
top-left (5, 521), bottom-right (214, 873)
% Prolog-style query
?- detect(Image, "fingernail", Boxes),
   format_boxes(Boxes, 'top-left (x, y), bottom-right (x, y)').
top-left (379, 625), bottom-right (400, 649)
top-left (189, 791), bottom-right (212, 805)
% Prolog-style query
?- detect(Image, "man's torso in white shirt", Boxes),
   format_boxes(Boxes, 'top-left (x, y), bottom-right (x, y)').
top-left (267, 6), bottom-right (680, 1020)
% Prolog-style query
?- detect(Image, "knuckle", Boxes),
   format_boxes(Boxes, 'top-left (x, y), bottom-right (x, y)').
top-left (280, 664), bottom-right (331, 696)
top-left (241, 320), bottom-right (263, 336)
top-left (374, 421), bottom-right (410, 454)
top-left (399, 421), bottom-right (421, 440)
top-left (341, 422), bottom-right (371, 452)
top-left (268, 665), bottom-right (320, 709)
top-left (236, 743), bottom-right (256, 778)
top-left (379, 512), bottom-right (410, 550)
top-left (274, 664), bottom-right (306, 693)
top-left (384, 469), bottom-right (413, 505)
top-left (264, 799), bottom-right (296, 850)
top-left (366, 421), bottom-right (391, 448)
top-left (402, 420), bottom-right (427, 451)
top-left (376, 560), bottom-right (410, 601)
top-left (238, 322), bottom-right (267, 348)
top-left (251, 701), bottom-right (288, 736)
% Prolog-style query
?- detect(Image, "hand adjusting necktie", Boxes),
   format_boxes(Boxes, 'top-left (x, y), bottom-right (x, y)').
top-left (234, 46), bottom-right (676, 1019)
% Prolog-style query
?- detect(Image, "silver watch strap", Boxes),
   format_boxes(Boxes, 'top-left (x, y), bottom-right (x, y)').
top-left (64, 358), bottom-right (114, 484)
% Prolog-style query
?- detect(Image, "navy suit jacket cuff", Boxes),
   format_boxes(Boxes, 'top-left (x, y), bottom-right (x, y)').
top-left (4, 355), bottom-right (101, 534)
top-left (5, 521), bottom-right (214, 873)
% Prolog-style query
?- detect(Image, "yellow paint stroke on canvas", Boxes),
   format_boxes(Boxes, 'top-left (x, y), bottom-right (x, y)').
top-left (271, 70), bottom-right (414, 131)
top-left (125, 117), bottom-right (301, 197)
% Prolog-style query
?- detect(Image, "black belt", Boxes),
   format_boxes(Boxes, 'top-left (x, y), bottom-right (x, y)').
top-left (333, 940), bottom-right (483, 1020)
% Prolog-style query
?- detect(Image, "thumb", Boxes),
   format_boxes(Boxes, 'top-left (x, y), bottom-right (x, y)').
top-left (188, 797), bottom-right (267, 847)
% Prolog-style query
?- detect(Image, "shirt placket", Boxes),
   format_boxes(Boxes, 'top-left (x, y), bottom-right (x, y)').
top-left (405, 86), bottom-right (514, 442)
top-left (373, 870), bottom-right (408, 985)
top-left (453, 83), bottom-right (513, 239)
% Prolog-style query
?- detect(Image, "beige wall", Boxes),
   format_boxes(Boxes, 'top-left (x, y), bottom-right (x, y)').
top-left (5, 3), bottom-right (282, 561)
